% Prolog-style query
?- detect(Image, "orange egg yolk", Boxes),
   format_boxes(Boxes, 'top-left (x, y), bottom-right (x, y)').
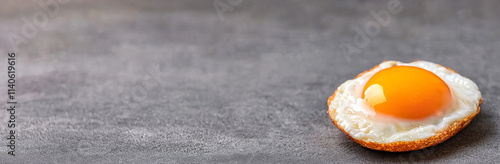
top-left (361, 66), bottom-right (452, 120)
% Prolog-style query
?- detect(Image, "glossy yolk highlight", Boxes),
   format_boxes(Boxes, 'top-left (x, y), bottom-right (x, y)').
top-left (361, 66), bottom-right (452, 120)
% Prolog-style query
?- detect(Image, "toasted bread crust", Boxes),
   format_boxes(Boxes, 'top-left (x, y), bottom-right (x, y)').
top-left (327, 62), bottom-right (482, 152)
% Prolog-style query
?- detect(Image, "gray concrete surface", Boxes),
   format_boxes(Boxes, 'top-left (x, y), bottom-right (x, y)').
top-left (0, 0), bottom-right (499, 163)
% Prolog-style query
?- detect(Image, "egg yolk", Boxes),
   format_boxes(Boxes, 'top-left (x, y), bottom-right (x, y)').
top-left (361, 66), bottom-right (452, 120)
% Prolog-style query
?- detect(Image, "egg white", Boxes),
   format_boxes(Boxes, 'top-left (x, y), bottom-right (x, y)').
top-left (329, 60), bottom-right (481, 143)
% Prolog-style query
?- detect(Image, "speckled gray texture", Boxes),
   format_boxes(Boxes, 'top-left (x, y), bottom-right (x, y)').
top-left (0, 0), bottom-right (499, 163)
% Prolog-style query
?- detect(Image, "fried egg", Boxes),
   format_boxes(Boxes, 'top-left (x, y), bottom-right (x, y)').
top-left (327, 60), bottom-right (482, 152)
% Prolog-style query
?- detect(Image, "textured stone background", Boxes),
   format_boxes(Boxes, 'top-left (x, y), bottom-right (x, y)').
top-left (0, 0), bottom-right (499, 163)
